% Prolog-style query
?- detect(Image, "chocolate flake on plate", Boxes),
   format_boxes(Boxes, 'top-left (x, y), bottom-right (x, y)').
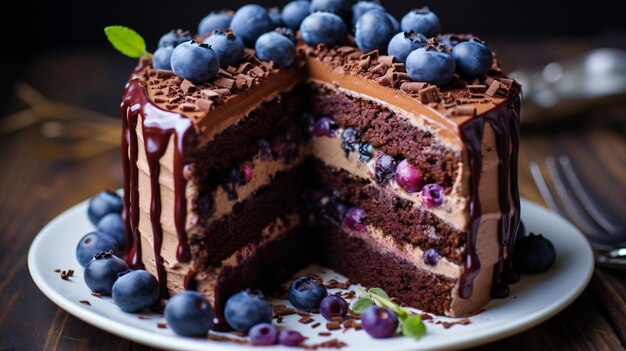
top-left (79, 300), bottom-right (91, 305)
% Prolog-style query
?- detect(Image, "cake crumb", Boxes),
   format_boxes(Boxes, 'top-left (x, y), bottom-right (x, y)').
top-left (79, 300), bottom-right (91, 306)
top-left (305, 338), bottom-right (347, 349)
top-left (311, 322), bottom-right (321, 329)
top-left (318, 332), bottom-right (332, 337)
top-left (435, 318), bottom-right (471, 329)
top-left (91, 292), bottom-right (102, 297)
top-left (157, 323), bottom-right (167, 329)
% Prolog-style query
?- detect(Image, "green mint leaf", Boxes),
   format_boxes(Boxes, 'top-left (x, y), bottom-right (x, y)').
top-left (368, 288), bottom-right (389, 300)
top-left (351, 297), bottom-right (375, 314)
top-left (104, 25), bottom-right (151, 58)
top-left (368, 292), bottom-right (409, 320)
top-left (401, 315), bottom-right (426, 339)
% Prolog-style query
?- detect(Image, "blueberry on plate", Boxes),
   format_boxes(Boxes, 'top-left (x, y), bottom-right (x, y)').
top-left (319, 295), bottom-right (348, 321)
top-left (452, 39), bottom-right (494, 78)
top-left (84, 251), bottom-right (129, 295)
top-left (170, 41), bottom-right (220, 83)
top-left (164, 291), bottom-right (214, 337)
top-left (76, 231), bottom-right (121, 267)
top-left (87, 190), bottom-right (123, 226)
top-left (224, 290), bottom-right (273, 333)
top-left (255, 31), bottom-right (296, 67)
top-left (310, 0), bottom-right (351, 20)
top-left (198, 11), bottom-right (233, 37)
top-left (400, 7), bottom-right (441, 38)
top-left (421, 183), bottom-right (444, 208)
top-left (249, 323), bottom-right (278, 346)
top-left (278, 329), bottom-right (306, 347)
top-left (203, 30), bottom-right (245, 68)
top-left (395, 159), bottom-right (424, 193)
top-left (351, 0), bottom-right (384, 26)
top-left (158, 29), bottom-right (193, 48)
top-left (288, 276), bottom-right (327, 311)
top-left (281, 0), bottom-right (311, 30)
top-left (355, 10), bottom-right (396, 54)
top-left (300, 12), bottom-right (347, 48)
top-left (96, 213), bottom-right (125, 247)
top-left (112, 270), bottom-right (160, 312)
top-left (406, 46), bottom-right (456, 85)
top-left (514, 233), bottom-right (556, 274)
top-left (152, 46), bottom-right (174, 70)
top-left (387, 31), bottom-right (427, 64)
top-left (361, 305), bottom-right (399, 338)
top-left (231, 4), bottom-right (274, 47)
top-left (268, 7), bottom-right (284, 28)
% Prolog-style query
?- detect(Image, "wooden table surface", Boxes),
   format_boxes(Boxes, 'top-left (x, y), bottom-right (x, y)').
top-left (1, 41), bottom-right (625, 350)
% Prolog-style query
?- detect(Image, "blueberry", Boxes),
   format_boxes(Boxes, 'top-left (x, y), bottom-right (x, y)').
top-left (388, 31), bottom-right (428, 64)
top-left (198, 11), bottom-right (233, 37)
top-left (275, 27), bottom-right (297, 43)
top-left (452, 39), bottom-right (494, 78)
top-left (342, 207), bottom-right (367, 233)
top-left (324, 196), bottom-right (351, 223)
top-left (358, 142), bottom-right (373, 162)
top-left (164, 291), bottom-right (214, 337)
top-left (313, 117), bottom-right (337, 137)
top-left (111, 270), bottom-right (160, 312)
top-left (258, 139), bottom-right (272, 160)
top-left (514, 233), bottom-right (556, 274)
top-left (278, 329), bottom-right (306, 347)
top-left (203, 30), bottom-right (245, 68)
top-left (351, 1), bottom-right (384, 26)
top-left (249, 323), bottom-right (278, 346)
top-left (224, 290), bottom-right (273, 333)
top-left (421, 183), bottom-right (444, 208)
top-left (268, 7), bottom-right (284, 28)
top-left (84, 251), bottom-right (129, 295)
top-left (355, 10), bottom-right (396, 54)
top-left (438, 33), bottom-right (470, 49)
top-left (300, 12), bottom-right (347, 48)
top-left (406, 47), bottom-right (456, 85)
top-left (158, 29), bottom-right (192, 48)
top-left (400, 7), bottom-right (441, 38)
top-left (395, 159), bottom-right (424, 193)
top-left (319, 295), bottom-right (348, 321)
top-left (241, 162), bottom-right (254, 183)
top-left (386, 13), bottom-right (400, 33)
top-left (153, 46), bottom-right (174, 70)
top-left (341, 127), bottom-right (359, 155)
top-left (96, 213), bottom-right (125, 248)
top-left (170, 41), bottom-right (220, 83)
top-left (288, 276), bottom-right (328, 311)
top-left (76, 231), bottom-right (121, 267)
top-left (282, 0), bottom-right (311, 30)
top-left (361, 306), bottom-right (399, 338)
top-left (423, 248), bottom-right (440, 266)
top-left (87, 190), bottom-right (123, 226)
top-left (255, 31), bottom-right (296, 67)
top-left (375, 153), bottom-right (398, 185)
top-left (231, 4), bottom-right (274, 47)
top-left (310, 0), bottom-right (351, 20)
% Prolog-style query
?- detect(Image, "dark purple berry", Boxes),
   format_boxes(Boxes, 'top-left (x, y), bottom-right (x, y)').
top-left (258, 139), bottom-right (272, 160)
top-left (84, 251), bottom-right (129, 295)
top-left (224, 290), bottom-right (273, 333)
top-left (423, 248), bottom-right (440, 266)
top-left (358, 143), bottom-right (373, 162)
top-left (514, 233), bottom-right (556, 274)
top-left (249, 323), bottom-right (278, 345)
top-left (313, 117), bottom-right (337, 138)
top-left (320, 295), bottom-right (348, 321)
top-left (342, 207), bottom-right (366, 232)
top-left (361, 306), bottom-right (399, 339)
top-left (374, 153), bottom-right (398, 185)
top-left (340, 127), bottom-right (358, 156)
top-left (288, 276), bottom-right (328, 311)
top-left (421, 183), bottom-right (444, 208)
top-left (241, 163), bottom-right (253, 183)
top-left (278, 329), bottom-right (306, 347)
top-left (395, 159), bottom-right (424, 193)
top-left (164, 291), bottom-right (214, 336)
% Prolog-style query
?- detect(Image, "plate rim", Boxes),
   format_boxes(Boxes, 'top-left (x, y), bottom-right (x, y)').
top-left (28, 197), bottom-right (594, 351)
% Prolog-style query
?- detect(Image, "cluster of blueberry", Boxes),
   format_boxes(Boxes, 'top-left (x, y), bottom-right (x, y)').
top-left (150, 0), bottom-right (494, 86)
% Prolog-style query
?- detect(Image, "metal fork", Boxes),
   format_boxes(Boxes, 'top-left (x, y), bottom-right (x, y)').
top-left (529, 155), bottom-right (626, 269)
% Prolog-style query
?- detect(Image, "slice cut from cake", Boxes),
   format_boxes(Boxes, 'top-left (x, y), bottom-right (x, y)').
top-left (119, 5), bottom-right (521, 326)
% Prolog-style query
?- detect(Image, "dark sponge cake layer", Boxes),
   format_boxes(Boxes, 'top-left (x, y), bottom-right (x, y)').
top-left (310, 158), bottom-right (466, 264)
top-left (308, 83), bottom-right (459, 187)
top-left (191, 165), bottom-right (306, 269)
top-left (315, 221), bottom-right (455, 316)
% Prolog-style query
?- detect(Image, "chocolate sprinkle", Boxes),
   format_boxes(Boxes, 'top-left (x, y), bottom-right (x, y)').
top-left (79, 300), bottom-right (91, 305)
top-left (157, 322), bottom-right (167, 329)
top-left (326, 321), bottom-right (341, 330)
top-left (299, 315), bottom-right (315, 324)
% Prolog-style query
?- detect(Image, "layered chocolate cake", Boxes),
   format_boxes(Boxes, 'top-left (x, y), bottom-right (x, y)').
top-left (120, 2), bottom-right (521, 328)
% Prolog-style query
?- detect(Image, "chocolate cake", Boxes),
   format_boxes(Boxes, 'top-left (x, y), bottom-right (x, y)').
top-left (119, 4), bottom-right (521, 329)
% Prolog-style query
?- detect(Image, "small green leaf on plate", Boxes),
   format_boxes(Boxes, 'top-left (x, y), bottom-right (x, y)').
top-left (351, 297), bottom-right (375, 314)
top-left (104, 25), bottom-right (151, 58)
top-left (402, 314), bottom-right (426, 339)
top-left (368, 288), bottom-right (390, 299)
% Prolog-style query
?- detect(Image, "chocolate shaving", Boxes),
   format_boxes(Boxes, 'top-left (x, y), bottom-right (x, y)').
top-left (60, 270), bottom-right (74, 280)
top-left (318, 332), bottom-right (332, 337)
top-left (156, 69), bottom-right (175, 79)
top-left (358, 56), bottom-right (371, 71)
top-left (419, 85), bottom-right (441, 104)
top-left (331, 316), bottom-right (344, 323)
top-left (324, 279), bottom-right (351, 289)
top-left (179, 102), bottom-right (197, 112)
top-left (154, 97), bottom-right (166, 103)
top-left (368, 63), bottom-right (387, 75)
top-left (157, 322), bottom-right (167, 329)
top-left (79, 300), bottom-right (91, 305)
top-left (435, 318), bottom-right (471, 328)
top-left (217, 68), bottom-right (233, 78)
top-left (299, 315), bottom-right (315, 324)
top-left (326, 321), bottom-right (341, 330)
top-left (138, 315), bottom-right (151, 320)
top-left (91, 292), bottom-right (102, 297)
top-left (311, 322), bottom-right (321, 329)
top-left (377, 69), bottom-right (398, 87)
top-left (53, 269), bottom-right (61, 273)
top-left (304, 339), bottom-right (347, 350)
top-left (237, 62), bottom-right (252, 73)
top-left (360, 50), bottom-right (380, 60)
top-left (207, 334), bottom-right (249, 344)
top-left (353, 322), bottom-right (362, 330)
top-left (401, 82), bottom-right (428, 93)
top-left (213, 77), bottom-right (235, 89)
top-left (277, 316), bottom-right (283, 323)
top-left (249, 66), bottom-right (265, 77)
top-left (377, 55), bottom-right (396, 65)
top-left (420, 313), bottom-right (433, 320)
top-left (180, 80), bottom-right (196, 94)
top-left (195, 99), bottom-right (214, 112)
top-left (200, 89), bottom-right (220, 99)
top-left (273, 304), bottom-right (297, 316)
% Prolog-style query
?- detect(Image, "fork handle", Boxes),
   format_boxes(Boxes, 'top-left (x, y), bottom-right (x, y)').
top-left (597, 248), bottom-right (626, 270)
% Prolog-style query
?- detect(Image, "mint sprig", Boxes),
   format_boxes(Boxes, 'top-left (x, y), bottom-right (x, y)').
top-left (353, 287), bottom-right (427, 339)
top-left (104, 25), bottom-right (151, 58)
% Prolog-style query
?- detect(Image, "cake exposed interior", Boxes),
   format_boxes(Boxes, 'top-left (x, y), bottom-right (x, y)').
top-left (121, 39), bottom-right (521, 328)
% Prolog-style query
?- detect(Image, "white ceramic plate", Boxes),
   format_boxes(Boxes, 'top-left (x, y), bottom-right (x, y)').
top-left (29, 198), bottom-right (593, 351)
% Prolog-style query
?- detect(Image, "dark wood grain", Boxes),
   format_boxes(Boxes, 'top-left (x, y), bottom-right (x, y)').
top-left (1, 46), bottom-right (625, 351)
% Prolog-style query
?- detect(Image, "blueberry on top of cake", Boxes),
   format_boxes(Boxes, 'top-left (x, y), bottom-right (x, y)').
top-left (115, 1), bottom-right (521, 327)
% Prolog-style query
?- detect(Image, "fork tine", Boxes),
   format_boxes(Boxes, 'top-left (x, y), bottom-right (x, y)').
top-left (558, 155), bottom-right (619, 235)
top-left (529, 161), bottom-right (561, 213)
